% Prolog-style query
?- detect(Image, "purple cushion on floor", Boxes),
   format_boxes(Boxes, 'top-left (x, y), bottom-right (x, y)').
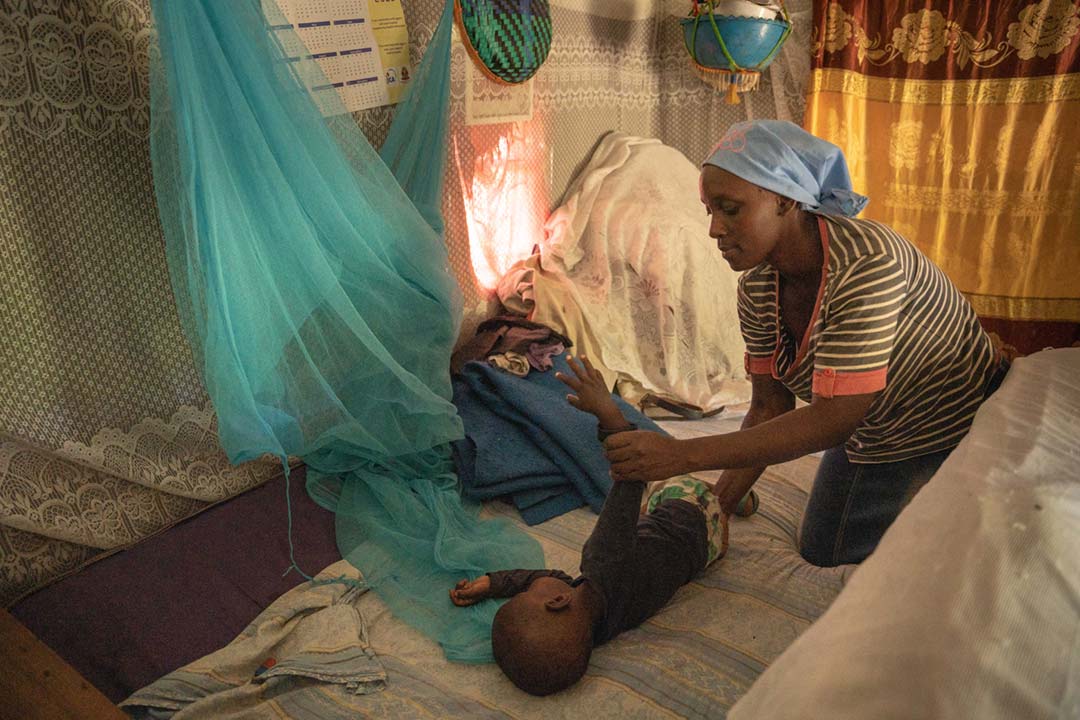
top-left (10, 465), bottom-right (340, 703)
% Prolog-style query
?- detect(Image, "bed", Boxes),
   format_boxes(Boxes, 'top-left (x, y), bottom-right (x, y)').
top-left (13, 408), bottom-right (851, 718)
top-left (12, 131), bottom-right (839, 717)
top-left (15, 347), bottom-right (1078, 718)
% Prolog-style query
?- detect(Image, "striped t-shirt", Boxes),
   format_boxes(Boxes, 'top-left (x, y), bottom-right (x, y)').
top-left (737, 214), bottom-right (998, 463)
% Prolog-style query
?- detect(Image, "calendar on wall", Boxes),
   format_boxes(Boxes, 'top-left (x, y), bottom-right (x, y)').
top-left (265, 0), bottom-right (412, 113)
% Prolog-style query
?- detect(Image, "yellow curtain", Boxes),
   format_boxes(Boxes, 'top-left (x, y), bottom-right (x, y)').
top-left (804, 1), bottom-right (1080, 325)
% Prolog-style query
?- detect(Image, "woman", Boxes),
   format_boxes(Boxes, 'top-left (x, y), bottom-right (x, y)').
top-left (603, 120), bottom-right (1007, 567)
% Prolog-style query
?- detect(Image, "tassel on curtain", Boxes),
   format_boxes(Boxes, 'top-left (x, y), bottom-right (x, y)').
top-left (148, 0), bottom-right (543, 662)
top-left (804, 1), bottom-right (1080, 351)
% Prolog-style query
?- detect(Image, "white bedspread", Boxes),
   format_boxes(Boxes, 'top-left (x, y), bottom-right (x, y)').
top-left (502, 133), bottom-right (750, 412)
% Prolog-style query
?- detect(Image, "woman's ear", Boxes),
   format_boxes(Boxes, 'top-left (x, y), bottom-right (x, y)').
top-left (776, 196), bottom-right (796, 215)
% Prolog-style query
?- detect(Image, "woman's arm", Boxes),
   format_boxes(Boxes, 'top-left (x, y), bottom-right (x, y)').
top-left (603, 388), bottom-right (878, 483)
top-left (711, 373), bottom-right (795, 514)
top-left (686, 391), bottom-right (877, 470)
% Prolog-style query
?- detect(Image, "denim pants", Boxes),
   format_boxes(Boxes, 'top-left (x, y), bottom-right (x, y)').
top-left (797, 357), bottom-right (1010, 567)
top-left (796, 445), bottom-right (952, 567)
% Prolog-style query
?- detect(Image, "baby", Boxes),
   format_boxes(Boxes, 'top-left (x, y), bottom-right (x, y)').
top-left (450, 355), bottom-right (728, 695)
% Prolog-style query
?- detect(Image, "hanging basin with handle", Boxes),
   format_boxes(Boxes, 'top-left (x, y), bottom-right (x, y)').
top-left (681, 14), bottom-right (790, 70)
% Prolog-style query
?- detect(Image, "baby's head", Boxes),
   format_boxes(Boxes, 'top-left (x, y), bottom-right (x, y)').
top-left (491, 576), bottom-right (594, 696)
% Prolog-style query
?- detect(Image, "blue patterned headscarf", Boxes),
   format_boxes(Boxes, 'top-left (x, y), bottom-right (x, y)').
top-left (702, 120), bottom-right (868, 217)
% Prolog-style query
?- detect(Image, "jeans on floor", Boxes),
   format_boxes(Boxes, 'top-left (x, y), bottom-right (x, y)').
top-left (796, 446), bottom-right (952, 567)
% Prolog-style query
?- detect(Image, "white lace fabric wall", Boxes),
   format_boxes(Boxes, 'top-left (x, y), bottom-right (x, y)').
top-left (0, 0), bottom-right (810, 604)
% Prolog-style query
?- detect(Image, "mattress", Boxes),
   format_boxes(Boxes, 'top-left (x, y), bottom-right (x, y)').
top-left (350, 452), bottom-right (848, 719)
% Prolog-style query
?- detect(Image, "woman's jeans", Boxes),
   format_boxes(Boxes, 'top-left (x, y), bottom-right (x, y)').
top-left (798, 357), bottom-right (1011, 567)
top-left (797, 446), bottom-right (952, 567)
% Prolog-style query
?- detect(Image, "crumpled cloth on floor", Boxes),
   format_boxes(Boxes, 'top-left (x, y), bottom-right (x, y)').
top-left (122, 561), bottom-right (384, 719)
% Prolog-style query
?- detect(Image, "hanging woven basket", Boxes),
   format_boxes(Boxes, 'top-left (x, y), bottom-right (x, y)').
top-left (681, 1), bottom-right (791, 103)
top-left (455, 0), bottom-right (553, 85)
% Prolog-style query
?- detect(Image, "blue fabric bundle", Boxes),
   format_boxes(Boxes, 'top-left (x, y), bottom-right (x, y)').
top-left (452, 354), bottom-right (666, 525)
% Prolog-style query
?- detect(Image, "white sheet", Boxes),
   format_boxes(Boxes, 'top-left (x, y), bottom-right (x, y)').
top-left (123, 562), bottom-right (385, 718)
top-left (730, 348), bottom-right (1080, 720)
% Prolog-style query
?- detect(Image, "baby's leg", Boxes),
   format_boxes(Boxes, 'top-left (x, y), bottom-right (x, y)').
top-left (644, 476), bottom-right (729, 565)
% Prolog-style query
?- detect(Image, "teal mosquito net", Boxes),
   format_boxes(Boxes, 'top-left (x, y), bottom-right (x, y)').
top-left (148, 0), bottom-right (543, 662)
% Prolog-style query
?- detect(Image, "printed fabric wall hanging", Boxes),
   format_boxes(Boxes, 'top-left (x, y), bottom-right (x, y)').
top-left (455, 0), bottom-right (553, 84)
top-left (682, 0), bottom-right (793, 103)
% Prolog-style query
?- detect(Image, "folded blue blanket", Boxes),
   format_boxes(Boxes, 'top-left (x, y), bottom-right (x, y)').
top-left (451, 355), bottom-right (665, 525)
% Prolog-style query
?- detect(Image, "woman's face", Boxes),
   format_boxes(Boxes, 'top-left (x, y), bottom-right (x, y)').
top-left (699, 165), bottom-right (788, 271)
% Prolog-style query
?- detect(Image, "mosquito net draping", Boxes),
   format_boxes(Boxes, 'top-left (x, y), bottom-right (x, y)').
top-left (148, 0), bottom-right (542, 662)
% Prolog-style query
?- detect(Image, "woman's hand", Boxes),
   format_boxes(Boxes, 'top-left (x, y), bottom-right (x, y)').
top-left (710, 469), bottom-right (759, 516)
top-left (556, 355), bottom-right (625, 429)
top-left (449, 576), bottom-right (491, 607)
top-left (603, 431), bottom-right (689, 483)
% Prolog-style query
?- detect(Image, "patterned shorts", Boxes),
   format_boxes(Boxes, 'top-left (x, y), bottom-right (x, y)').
top-left (644, 476), bottom-right (729, 566)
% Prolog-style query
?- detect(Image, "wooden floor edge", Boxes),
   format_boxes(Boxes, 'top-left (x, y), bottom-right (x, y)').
top-left (0, 608), bottom-right (127, 719)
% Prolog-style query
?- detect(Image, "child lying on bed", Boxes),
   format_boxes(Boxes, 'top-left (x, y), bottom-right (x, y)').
top-left (449, 355), bottom-right (729, 696)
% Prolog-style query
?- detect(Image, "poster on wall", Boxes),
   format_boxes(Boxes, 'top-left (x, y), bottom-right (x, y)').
top-left (454, 25), bottom-right (533, 126)
top-left (265, 0), bottom-right (412, 113)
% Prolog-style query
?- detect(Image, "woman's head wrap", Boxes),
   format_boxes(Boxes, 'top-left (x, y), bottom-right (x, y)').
top-left (702, 120), bottom-right (868, 217)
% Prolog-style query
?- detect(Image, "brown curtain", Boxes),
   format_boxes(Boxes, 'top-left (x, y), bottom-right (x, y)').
top-left (805, 1), bottom-right (1080, 353)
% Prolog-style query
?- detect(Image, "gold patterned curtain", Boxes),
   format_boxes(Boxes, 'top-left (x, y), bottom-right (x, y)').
top-left (805, 1), bottom-right (1080, 351)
